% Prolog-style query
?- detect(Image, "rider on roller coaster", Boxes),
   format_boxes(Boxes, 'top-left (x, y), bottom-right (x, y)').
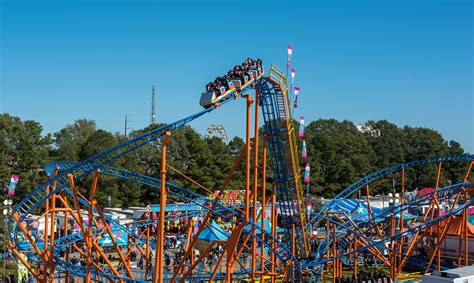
top-left (205, 58), bottom-right (263, 95)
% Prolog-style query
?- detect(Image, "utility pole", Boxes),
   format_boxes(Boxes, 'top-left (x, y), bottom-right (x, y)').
top-left (124, 114), bottom-right (131, 136)
top-left (151, 85), bottom-right (156, 125)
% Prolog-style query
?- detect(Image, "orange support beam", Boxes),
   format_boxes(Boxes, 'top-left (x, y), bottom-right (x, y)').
top-left (154, 130), bottom-right (171, 283)
top-left (435, 161), bottom-right (442, 271)
top-left (252, 92), bottom-right (259, 280)
top-left (243, 93), bottom-right (254, 222)
top-left (171, 142), bottom-right (248, 282)
top-left (94, 202), bottom-right (134, 279)
top-left (390, 213), bottom-right (396, 279)
top-left (260, 139), bottom-right (267, 283)
top-left (271, 194), bottom-right (277, 283)
top-left (7, 243), bottom-right (40, 281)
top-left (146, 227), bottom-right (150, 279)
top-left (398, 168), bottom-right (405, 276)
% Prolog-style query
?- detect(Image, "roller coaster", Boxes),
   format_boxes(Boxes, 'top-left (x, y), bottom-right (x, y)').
top-left (6, 59), bottom-right (474, 283)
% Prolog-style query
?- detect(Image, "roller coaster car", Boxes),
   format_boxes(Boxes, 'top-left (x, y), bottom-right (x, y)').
top-left (230, 68), bottom-right (265, 91)
top-left (199, 82), bottom-right (236, 108)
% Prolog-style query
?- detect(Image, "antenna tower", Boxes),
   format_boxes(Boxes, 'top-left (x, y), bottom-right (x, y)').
top-left (151, 85), bottom-right (156, 125)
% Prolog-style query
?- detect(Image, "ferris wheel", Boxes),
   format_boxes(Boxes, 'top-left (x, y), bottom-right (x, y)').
top-left (205, 124), bottom-right (228, 143)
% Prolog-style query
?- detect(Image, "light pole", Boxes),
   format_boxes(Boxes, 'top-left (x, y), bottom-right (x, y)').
top-left (388, 193), bottom-right (400, 208)
top-left (3, 198), bottom-right (12, 280)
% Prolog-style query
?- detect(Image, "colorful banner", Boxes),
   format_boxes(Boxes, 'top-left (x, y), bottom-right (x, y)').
top-left (294, 87), bottom-right (300, 108)
top-left (301, 140), bottom-right (307, 159)
top-left (298, 116), bottom-right (305, 137)
top-left (303, 163), bottom-right (310, 183)
top-left (306, 202), bottom-right (312, 221)
top-left (211, 190), bottom-right (245, 206)
top-left (7, 175), bottom-right (19, 196)
top-left (294, 87), bottom-right (300, 97)
top-left (287, 45), bottom-right (293, 68)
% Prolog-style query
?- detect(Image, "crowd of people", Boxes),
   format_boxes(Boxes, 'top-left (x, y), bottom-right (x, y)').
top-left (205, 57), bottom-right (263, 95)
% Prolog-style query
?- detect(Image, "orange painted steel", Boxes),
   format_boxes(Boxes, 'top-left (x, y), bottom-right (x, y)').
top-left (390, 213), bottom-right (396, 279)
top-left (435, 161), bottom-right (442, 272)
top-left (332, 223), bottom-right (337, 283)
top-left (252, 92), bottom-right (260, 281)
top-left (167, 163), bottom-right (214, 196)
top-left (329, 212), bottom-right (390, 266)
top-left (145, 226), bottom-right (150, 279)
top-left (398, 168), bottom-right (405, 276)
top-left (271, 194), bottom-right (277, 283)
top-left (154, 130), bottom-right (171, 283)
top-left (7, 242), bottom-right (40, 281)
top-left (353, 239), bottom-right (358, 279)
top-left (179, 240), bottom-right (221, 283)
top-left (260, 139), bottom-right (267, 283)
top-left (64, 206), bottom-right (70, 283)
top-left (365, 183), bottom-right (384, 238)
top-left (170, 141), bottom-right (248, 282)
top-left (243, 93), bottom-right (254, 222)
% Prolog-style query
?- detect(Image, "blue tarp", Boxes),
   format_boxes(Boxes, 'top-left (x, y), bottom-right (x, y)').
top-left (198, 220), bottom-right (229, 242)
top-left (98, 230), bottom-right (129, 247)
top-left (150, 203), bottom-right (203, 212)
top-left (328, 199), bottom-right (382, 216)
top-left (329, 199), bottom-right (417, 221)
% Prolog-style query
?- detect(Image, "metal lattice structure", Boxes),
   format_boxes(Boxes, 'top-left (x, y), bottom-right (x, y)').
top-left (6, 61), bottom-right (474, 283)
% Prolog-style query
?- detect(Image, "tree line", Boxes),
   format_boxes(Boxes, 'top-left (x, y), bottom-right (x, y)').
top-left (0, 113), bottom-right (469, 208)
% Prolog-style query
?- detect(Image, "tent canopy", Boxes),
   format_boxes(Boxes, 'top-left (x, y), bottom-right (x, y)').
top-left (98, 230), bottom-right (128, 247)
top-left (198, 220), bottom-right (229, 242)
top-left (416, 187), bottom-right (434, 197)
top-left (425, 216), bottom-right (474, 237)
top-left (328, 199), bottom-right (382, 216)
top-left (331, 199), bottom-right (417, 221)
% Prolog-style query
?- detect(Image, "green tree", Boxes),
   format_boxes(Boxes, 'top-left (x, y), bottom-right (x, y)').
top-left (363, 120), bottom-right (405, 168)
top-left (0, 114), bottom-right (50, 201)
top-left (50, 119), bottom-right (96, 161)
top-left (304, 119), bottom-right (375, 198)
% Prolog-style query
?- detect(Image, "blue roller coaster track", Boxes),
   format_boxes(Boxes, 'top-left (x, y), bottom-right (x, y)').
top-left (8, 58), bottom-right (473, 282)
top-left (8, 64), bottom-right (310, 281)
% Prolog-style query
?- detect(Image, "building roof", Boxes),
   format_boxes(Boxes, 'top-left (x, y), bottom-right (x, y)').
top-left (424, 265), bottom-right (474, 281)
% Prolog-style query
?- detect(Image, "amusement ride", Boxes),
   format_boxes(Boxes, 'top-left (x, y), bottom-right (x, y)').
top-left (5, 51), bottom-right (474, 283)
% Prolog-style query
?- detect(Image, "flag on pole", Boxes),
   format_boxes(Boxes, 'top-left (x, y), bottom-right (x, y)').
top-left (303, 163), bottom-right (311, 183)
top-left (294, 87), bottom-right (300, 97)
top-left (298, 116), bottom-right (305, 137)
top-left (287, 45), bottom-right (293, 68)
top-left (294, 87), bottom-right (300, 108)
top-left (7, 175), bottom-right (19, 197)
top-left (301, 140), bottom-right (307, 159)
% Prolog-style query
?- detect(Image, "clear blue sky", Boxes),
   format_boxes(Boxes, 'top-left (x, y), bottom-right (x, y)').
top-left (1, 0), bottom-right (472, 153)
